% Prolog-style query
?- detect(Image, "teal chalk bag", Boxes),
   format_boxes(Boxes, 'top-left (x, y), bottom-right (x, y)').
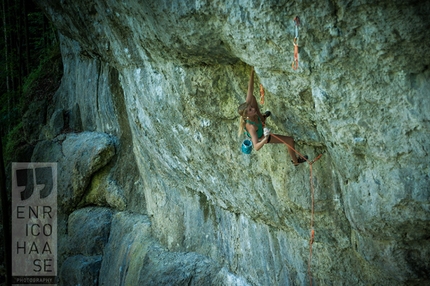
top-left (241, 139), bottom-right (253, 154)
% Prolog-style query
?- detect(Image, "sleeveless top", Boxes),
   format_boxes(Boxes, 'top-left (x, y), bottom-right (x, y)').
top-left (245, 117), bottom-right (263, 138)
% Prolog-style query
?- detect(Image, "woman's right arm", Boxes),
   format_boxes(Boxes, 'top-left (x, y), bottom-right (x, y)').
top-left (254, 136), bottom-right (268, 151)
top-left (246, 68), bottom-right (256, 105)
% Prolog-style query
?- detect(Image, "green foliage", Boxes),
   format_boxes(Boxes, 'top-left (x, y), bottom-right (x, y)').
top-left (22, 42), bottom-right (61, 101)
top-left (22, 60), bottom-right (44, 96)
top-left (1, 2), bottom-right (61, 164)
top-left (4, 121), bottom-right (24, 163)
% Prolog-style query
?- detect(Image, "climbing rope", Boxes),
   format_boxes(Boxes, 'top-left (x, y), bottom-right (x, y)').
top-left (259, 84), bottom-right (265, 105)
top-left (269, 132), bottom-right (323, 286)
top-left (292, 16), bottom-right (300, 70)
top-left (255, 67), bottom-right (319, 284)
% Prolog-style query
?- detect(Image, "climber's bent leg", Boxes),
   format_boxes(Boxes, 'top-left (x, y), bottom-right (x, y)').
top-left (268, 134), bottom-right (298, 163)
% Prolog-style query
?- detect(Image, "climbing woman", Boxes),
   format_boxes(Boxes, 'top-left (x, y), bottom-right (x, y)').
top-left (237, 67), bottom-right (307, 166)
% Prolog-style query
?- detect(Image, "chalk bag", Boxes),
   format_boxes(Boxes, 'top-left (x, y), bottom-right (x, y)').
top-left (241, 139), bottom-right (253, 154)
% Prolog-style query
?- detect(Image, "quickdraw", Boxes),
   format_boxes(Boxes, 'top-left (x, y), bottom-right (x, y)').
top-left (309, 229), bottom-right (315, 245)
top-left (259, 84), bottom-right (265, 105)
top-left (292, 16), bottom-right (300, 70)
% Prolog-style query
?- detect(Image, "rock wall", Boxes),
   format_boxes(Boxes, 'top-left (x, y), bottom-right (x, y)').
top-left (34, 0), bottom-right (430, 285)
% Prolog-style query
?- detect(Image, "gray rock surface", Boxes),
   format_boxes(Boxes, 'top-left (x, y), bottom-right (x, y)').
top-left (32, 132), bottom-right (116, 214)
top-left (58, 208), bottom-right (112, 285)
top-left (31, 131), bottom-right (117, 272)
top-left (99, 211), bottom-right (244, 286)
top-left (60, 255), bottom-right (102, 286)
top-left (67, 207), bottom-right (113, 256)
top-left (34, 0), bottom-right (430, 285)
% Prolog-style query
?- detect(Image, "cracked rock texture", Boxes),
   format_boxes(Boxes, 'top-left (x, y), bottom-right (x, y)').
top-left (34, 0), bottom-right (430, 285)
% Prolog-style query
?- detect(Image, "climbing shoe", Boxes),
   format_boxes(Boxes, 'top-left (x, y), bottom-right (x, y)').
top-left (292, 155), bottom-right (308, 166)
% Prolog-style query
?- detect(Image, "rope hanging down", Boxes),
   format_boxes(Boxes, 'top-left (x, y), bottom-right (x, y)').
top-left (257, 71), bottom-right (319, 284)
top-left (292, 16), bottom-right (300, 70)
top-left (269, 132), bottom-right (323, 286)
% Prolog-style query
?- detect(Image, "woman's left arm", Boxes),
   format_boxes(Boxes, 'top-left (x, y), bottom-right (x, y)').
top-left (246, 68), bottom-right (256, 105)
top-left (248, 124), bottom-right (268, 151)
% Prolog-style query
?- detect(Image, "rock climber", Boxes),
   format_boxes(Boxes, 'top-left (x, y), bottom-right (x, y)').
top-left (237, 67), bottom-right (307, 166)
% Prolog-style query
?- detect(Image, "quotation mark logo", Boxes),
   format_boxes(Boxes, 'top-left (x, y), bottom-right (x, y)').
top-left (15, 166), bottom-right (54, 201)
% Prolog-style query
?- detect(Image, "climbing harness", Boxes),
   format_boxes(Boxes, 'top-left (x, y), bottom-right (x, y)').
top-left (259, 84), bottom-right (265, 105)
top-left (269, 132), bottom-right (323, 286)
top-left (292, 16), bottom-right (300, 70)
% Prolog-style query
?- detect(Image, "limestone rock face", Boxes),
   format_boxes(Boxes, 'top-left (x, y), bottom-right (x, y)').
top-left (98, 212), bottom-right (246, 286)
top-left (60, 255), bottom-right (102, 286)
top-left (67, 207), bottom-right (113, 256)
top-left (60, 207), bottom-right (112, 286)
top-left (32, 132), bottom-right (116, 214)
top-left (36, 0), bottom-right (430, 285)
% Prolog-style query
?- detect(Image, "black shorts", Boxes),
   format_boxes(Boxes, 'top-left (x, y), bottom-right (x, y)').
top-left (259, 135), bottom-right (271, 143)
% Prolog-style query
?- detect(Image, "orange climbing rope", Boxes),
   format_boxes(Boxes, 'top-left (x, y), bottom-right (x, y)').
top-left (259, 84), bottom-right (265, 105)
top-left (269, 133), bottom-right (323, 286)
top-left (255, 60), bottom-right (319, 284)
top-left (292, 38), bottom-right (299, 70)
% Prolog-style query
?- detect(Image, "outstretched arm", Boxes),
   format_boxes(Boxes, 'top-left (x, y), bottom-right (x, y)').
top-left (246, 68), bottom-right (256, 105)
top-left (246, 67), bottom-right (263, 118)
